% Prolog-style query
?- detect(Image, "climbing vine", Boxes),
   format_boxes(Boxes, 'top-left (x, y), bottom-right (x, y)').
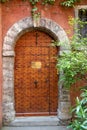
top-left (0, 0), bottom-right (83, 23)
top-left (0, 0), bottom-right (55, 4)
top-left (28, 0), bottom-right (55, 20)
top-left (0, 0), bottom-right (83, 14)
top-left (0, 0), bottom-right (82, 7)
top-left (61, 0), bottom-right (81, 7)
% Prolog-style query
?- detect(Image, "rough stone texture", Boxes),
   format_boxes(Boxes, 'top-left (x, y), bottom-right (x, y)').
top-left (58, 72), bottom-right (72, 121)
top-left (2, 57), bottom-right (15, 125)
top-left (3, 51), bottom-right (15, 57)
top-left (3, 111), bottom-right (15, 125)
top-left (58, 91), bottom-right (72, 125)
top-left (58, 101), bottom-right (72, 119)
top-left (2, 17), bottom-right (71, 126)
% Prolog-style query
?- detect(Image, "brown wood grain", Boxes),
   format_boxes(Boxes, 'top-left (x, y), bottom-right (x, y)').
top-left (14, 30), bottom-right (58, 116)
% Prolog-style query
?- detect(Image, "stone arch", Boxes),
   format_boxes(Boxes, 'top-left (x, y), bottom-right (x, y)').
top-left (2, 17), bottom-right (71, 125)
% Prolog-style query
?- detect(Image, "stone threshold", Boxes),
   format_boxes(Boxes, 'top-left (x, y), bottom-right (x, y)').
top-left (1, 126), bottom-right (71, 130)
top-left (9, 116), bottom-right (60, 126)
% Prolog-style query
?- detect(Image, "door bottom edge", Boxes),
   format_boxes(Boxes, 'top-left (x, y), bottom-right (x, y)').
top-left (16, 112), bottom-right (57, 116)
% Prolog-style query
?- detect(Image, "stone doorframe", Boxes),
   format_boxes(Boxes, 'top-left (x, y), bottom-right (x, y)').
top-left (2, 17), bottom-right (71, 125)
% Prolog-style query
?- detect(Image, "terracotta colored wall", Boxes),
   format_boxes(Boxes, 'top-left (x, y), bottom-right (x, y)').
top-left (2, 0), bottom-right (74, 38)
top-left (0, 0), bottom-right (87, 125)
top-left (0, 3), bottom-right (2, 127)
top-left (2, 0), bottom-right (87, 38)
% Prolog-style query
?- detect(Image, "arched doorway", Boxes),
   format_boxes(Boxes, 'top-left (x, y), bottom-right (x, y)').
top-left (2, 17), bottom-right (71, 125)
top-left (14, 30), bottom-right (58, 116)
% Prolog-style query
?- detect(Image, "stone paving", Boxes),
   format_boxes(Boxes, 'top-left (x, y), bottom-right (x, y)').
top-left (1, 126), bottom-right (71, 130)
top-left (1, 116), bottom-right (72, 130)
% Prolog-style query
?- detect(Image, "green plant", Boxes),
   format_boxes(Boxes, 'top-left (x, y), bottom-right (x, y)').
top-left (61, 0), bottom-right (81, 7)
top-left (52, 18), bottom-right (87, 88)
top-left (68, 88), bottom-right (87, 130)
top-left (52, 17), bottom-right (87, 129)
top-left (0, 0), bottom-right (83, 7)
top-left (0, 0), bottom-right (7, 3)
top-left (29, 0), bottom-right (39, 6)
top-left (42, 0), bottom-right (55, 5)
top-left (0, 0), bottom-right (83, 20)
top-left (29, 0), bottom-right (55, 22)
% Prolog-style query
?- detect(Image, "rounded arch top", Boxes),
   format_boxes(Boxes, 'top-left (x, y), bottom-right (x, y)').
top-left (2, 17), bottom-right (70, 56)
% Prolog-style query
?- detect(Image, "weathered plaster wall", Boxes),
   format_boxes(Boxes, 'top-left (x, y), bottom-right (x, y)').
top-left (2, 0), bottom-right (87, 39)
top-left (2, 0), bottom-right (74, 38)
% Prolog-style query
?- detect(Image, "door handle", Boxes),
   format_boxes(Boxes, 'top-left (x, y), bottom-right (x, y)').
top-left (34, 80), bottom-right (38, 88)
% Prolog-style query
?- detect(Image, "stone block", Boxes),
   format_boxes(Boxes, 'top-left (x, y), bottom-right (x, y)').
top-left (58, 102), bottom-right (72, 120)
top-left (3, 95), bottom-right (14, 103)
top-left (3, 111), bottom-right (15, 125)
top-left (3, 69), bottom-right (14, 78)
top-left (3, 103), bottom-right (14, 112)
top-left (3, 51), bottom-right (15, 56)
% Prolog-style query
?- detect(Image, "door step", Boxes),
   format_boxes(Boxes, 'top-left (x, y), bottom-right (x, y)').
top-left (1, 126), bottom-right (71, 130)
top-left (9, 116), bottom-right (60, 126)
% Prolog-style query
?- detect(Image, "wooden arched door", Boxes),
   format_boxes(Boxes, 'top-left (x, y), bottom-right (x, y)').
top-left (14, 30), bottom-right (58, 116)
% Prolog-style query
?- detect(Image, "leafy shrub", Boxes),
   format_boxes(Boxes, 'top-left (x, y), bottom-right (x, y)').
top-left (68, 89), bottom-right (87, 130)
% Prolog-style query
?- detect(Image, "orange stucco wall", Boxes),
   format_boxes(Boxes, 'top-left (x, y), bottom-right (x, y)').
top-left (0, 0), bottom-right (87, 126)
top-left (2, 0), bottom-right (74, 37)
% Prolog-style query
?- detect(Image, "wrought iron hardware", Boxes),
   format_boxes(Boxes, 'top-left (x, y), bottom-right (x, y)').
top-left (36, 32), bottom-right (39, 46)
top-left (34, 80), bottom-right (38, 88)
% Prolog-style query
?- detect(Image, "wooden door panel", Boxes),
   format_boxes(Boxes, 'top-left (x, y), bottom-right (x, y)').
top-left (14, 30), bottom-right (58, 116)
